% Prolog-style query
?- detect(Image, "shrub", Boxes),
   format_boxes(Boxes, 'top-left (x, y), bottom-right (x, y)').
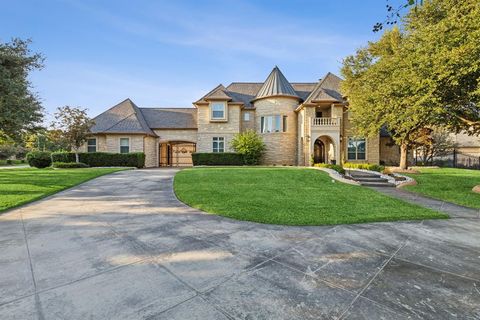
top-left (314, 163), bottom-right (345, 174)
top-left (192, 153), bottom-right (244, 166)
top-left (343, 162), bottom-right (385, 172)
top-left (6, 159), bottom-right (12, 165)
top-left (230, 130), bottom-right (266, 165)
top-left (0, 144), bottom-right (16, 160)
top-left (52, 162), bottom-right (89, 168)
top-left (26, 151), bottom-right (52, 168)
top-left (51, 152), bottom-right (145, 168)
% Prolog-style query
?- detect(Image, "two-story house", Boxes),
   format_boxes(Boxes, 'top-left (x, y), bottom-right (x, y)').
top-left (83, 66), bottom-right (402, 167)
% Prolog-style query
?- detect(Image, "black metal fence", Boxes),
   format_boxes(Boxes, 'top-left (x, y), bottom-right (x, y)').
top-left (415, 150), bottom-right (480, 169)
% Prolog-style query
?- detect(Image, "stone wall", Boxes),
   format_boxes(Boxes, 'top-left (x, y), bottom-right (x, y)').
top-left (241, 110), bottom-right (255, 132)
top-left (342, 112), bottom-right (380, 164)
top-left (196, 103), bottom-right (241, 153)
top-left (144, 136), bottom-right (158, 167)
top-left (153, 129), bottom-right (197, 143)
top-left (254, 97), bottom-right (299, 165)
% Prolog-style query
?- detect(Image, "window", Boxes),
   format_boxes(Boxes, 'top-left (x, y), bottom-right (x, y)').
top-left (261, 115), bottom-right (286, 133)
top-left (212, 137), bottom-right (224, 153)
top-left (211, 102), bottom-right (226, 120)
top-left (347, 137), bottom-right (366, 160)
top-left (315, 110), bottom-right (323, 118)
top-left (120, 138), bottom-right (130, 154)
top-left (244, 112), bottom-right (250, 121)
top-left (87, 138), bottom-right (96, 153)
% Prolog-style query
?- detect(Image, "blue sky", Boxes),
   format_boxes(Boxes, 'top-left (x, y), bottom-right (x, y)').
top-left (1, 0), bottom-right (394, 120)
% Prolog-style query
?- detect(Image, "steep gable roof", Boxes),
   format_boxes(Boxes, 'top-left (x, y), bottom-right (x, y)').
top-left (253, 66), bottom-right (299, 101)
top-left (90, 99), bottom-right (156, 136)
top-left (140, 108), bottom-right (197, 129)
top-left (194, 84), bottom-right (233, 104)
top-left (303, 72), bottom-right (344, 104)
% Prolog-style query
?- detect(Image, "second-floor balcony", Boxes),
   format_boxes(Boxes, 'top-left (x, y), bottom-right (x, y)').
top-left (312, 117), bottom-right (341, 127)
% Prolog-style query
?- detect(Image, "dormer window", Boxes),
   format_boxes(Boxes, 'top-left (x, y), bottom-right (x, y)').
top-left (210, 102), bottom-right (226, 120)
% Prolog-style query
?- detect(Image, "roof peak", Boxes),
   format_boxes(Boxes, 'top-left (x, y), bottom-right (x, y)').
top-left (253, 66), bottom-right (300, 101)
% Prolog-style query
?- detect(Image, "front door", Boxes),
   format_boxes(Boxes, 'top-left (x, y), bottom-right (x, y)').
top-left (314, 140), bottom-right (325, 163)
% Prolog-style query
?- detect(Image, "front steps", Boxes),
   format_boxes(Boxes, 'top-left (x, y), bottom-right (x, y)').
top-left (347, 170), bottom-right (395, 187)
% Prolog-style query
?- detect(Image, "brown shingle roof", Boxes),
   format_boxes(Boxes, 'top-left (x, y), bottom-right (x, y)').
top-left (140, 108), bottom-right (197, 129)
top-left (303, 72), bottom-right (344, 103)
top-left (90, 99), bottom-right (156, 136)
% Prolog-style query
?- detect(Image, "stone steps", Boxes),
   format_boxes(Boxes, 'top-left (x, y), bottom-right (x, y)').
top-left (347, 170), bottom-right (396, 188)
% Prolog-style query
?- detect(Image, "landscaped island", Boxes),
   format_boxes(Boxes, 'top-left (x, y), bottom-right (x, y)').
top-left (0, 168), bottom-right (128, 213)
top-left (174, 167), bottom-right (447, 225)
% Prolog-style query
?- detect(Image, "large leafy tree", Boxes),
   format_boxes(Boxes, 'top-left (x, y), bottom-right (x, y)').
top-left (342, 0), bottom-right (480, 169)
top-left (0, 38), bottom-right (44, 141)
top-left (52, 106), bottom-right (94, 162)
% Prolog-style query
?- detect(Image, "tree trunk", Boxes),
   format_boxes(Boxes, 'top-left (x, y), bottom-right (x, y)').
top-left (75, 152), bottom-right (79, 163)
top-left (399, 143), bottom-right (408, 170)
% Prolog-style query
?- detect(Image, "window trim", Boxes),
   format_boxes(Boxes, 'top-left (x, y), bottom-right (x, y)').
top-left (210, 101), bottom-right (227, 121)
top-left (119, 137), bottom-right (130, 154)
top-left (347, 137), bottom-right (367, 161)
top-left (87, 138), bottom-right (97, 153)
top-left (212, 137), bottom-right (225, 153)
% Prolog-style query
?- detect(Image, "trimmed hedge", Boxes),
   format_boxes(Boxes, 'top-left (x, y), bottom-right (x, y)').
top-left (51, 152), bottom-right (145, 168)
top-left (343, 162), bottom-right (385, 172)
top-left (192, 153), bottom-right (244, 166)
top-left (26, 151), bottom-right (52, 168)
top-left (52, 162), bottom-right (89, 168)
top-left (314, 163), bottom-right (345, 174)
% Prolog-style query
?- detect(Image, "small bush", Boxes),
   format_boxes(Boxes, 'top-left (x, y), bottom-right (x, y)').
top-left (26, 151), bottom-right (52, 168)
top-left (51, 152), bottom-right (145, 168)
top-left (230, 130), bottom-right (266, 165)
top-left (343, 162), bottom-right (385, 172)
top-left (192, 153), bottom-right (244, 166)
top-left (314, 163), bottom-right (345, 174)
top-left (52, 162), bottom-right (89, 168)
top-left (6, 159), bottom-right (12, 165)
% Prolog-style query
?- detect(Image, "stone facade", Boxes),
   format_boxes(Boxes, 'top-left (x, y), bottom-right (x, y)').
top-left (254, 97), bottom-right (299, 165)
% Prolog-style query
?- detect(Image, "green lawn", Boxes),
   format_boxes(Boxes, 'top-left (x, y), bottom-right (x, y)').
top-left (0, 168), bottom-right (128, 213)
top-left (174, 167), bottom-right (447, 226)
top-left (404, 167), bottom-right (480, 208)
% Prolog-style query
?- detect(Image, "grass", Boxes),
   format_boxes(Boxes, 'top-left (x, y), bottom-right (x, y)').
top-left (174, 167), bottom-right (447, 226)
top-left (403, 167), bottom-right (480, 209)
top-left (0, 167), bottom-right (128, 213)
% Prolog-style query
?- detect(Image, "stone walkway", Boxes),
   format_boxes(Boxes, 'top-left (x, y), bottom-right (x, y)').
top-left (370, 186), bottom-right (480, 219)
top-left (1, 168), bottom-right (479, 319)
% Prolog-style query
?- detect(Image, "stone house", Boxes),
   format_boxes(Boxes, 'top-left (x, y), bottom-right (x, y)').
top-left (83, 66), bottom-right (405, 167)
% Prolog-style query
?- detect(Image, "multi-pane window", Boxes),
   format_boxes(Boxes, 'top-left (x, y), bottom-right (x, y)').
top-left (347, 138), bottom-right (366, 160)
top-left (260, 115), bottom-right (287, 133)
top-left (211, 102), bottom-right (226, 120)
top-left (212, 137), bottom-right (224, 153)
top-left (87, 138), bottom-right (96, 153)
top-left (120, 138), bottom-right (130, 154)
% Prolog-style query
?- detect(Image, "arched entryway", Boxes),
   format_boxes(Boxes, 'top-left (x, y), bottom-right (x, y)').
top-left (313, 136), bottom-right (336, 164)
top-left (159, 141), bottom-right (196, 167)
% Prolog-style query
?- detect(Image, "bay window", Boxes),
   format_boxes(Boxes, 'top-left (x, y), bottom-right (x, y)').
top-left (261, 115), bottom-right (287, 133)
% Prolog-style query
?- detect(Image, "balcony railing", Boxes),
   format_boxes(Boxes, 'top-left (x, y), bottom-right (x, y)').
top-left (312, 117), bottom-right (341, 126)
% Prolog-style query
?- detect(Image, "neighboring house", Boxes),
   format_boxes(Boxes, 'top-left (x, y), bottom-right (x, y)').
top-left (82, 66), bottom-right (407, 167)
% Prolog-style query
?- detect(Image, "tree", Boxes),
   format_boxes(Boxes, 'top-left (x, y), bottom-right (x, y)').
top-left (414, 128), bottom-right (457, 164)
top-left (342, 27), bottom-right (436, 169)
top-left (52, 106), bottom-right (94, 162)
top-left (0, 38), bottom-right (44, 141)
top-left (230, 130), bottom-right (266, 165)
top-left (342, 0), bottom-right (480, 169)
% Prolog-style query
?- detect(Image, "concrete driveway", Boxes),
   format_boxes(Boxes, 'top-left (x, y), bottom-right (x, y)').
top-left (1, 169), bottom-right (479, 319)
